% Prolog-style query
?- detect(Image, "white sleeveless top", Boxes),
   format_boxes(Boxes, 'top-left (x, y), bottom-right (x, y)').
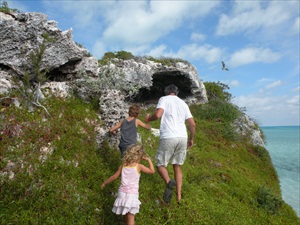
top-left (119, 164), bottom-right (140, 194)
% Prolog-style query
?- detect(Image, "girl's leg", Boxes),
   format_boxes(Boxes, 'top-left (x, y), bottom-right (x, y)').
top-left (125, 213), bottom-right (135, 225)
top-left (123, 214), bottom-right (127, 224)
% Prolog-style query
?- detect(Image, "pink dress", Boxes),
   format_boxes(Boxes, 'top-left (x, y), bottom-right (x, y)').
top-left (112, 164), bottom-right (141, 215)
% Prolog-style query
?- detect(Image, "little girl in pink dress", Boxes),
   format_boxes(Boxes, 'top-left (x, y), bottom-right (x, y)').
top-left (101, 144), bottom-right (155, 225)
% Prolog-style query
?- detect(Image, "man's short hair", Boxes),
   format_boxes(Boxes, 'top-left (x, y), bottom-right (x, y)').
top-left (164, 84), bottom-right (179, 95)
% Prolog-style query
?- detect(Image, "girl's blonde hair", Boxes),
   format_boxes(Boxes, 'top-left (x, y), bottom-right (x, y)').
top-left (122, 144), bottom-right (146, 165)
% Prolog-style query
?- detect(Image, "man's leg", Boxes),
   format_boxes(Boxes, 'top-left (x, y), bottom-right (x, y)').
top-left (157, 165), bottom-right (171, 184)
top-left (173, 164), bottom-right (182, 203)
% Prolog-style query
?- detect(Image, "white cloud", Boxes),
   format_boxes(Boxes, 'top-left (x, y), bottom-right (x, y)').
top-left (177, 44), bottom-right (222, 63)
top-left (43, 1), bottom-right (108, 27)
top-left (292, 86), bottom-right (300, 92)
top-left (265, 80), bottom-right (283, 89)
top-left (101, 1), bottom-right (220, 45)
top-left (233, 94), bottom-right (300, 126)
top-left (229, 47), bottom-right (281, 67)
top-left (229, 80), bottom-right (240, 87)
top-left (220, 80), bottom-right (240, 87)
top-left (92, 41), bottom-right (107, 59)
top-left (146, 45), bottom-right (168, 57)
top-left (216, 1), bottom-right (298, 36)
top-left (191, 33), bottom-right (206, 42)
top-left (290, 17), bottom-right (300, 35)
top-left (256, 78), bottom-right (271, 85)
top-left (287, 95), bottom-right (300, 106)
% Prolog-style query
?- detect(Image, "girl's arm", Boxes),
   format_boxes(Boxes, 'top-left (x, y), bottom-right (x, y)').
top-left (101, 165), bottom-right (122, 188)
top-left (136, 119), bottom-right (151, 130)
top-left (109, 120), bottom-right (123, 135)
top-left (139, 157), bottom-right (155, 174)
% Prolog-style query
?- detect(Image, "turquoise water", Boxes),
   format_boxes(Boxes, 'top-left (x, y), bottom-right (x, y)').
top-left (262, 126), bottom-right (300, 216)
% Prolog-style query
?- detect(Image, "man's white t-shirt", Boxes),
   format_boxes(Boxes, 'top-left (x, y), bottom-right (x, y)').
top-left (156, 95), bottom-right (193, 139)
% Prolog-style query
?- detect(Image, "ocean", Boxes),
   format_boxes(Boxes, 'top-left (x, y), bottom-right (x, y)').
top-left (262, 126), bottom-right (300, 217)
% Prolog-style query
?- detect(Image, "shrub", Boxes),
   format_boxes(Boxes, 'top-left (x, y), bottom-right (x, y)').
top-left (0, 1), bottom-right (19, 13)
top-left (256, 186), bottom-right (283, 214)
top-left (204, 81), bottom-right (232, 102)
top-left (145, 56), bottom-right (189, 66)
top-left (115, 50), bottom-right (135, 60)
top-left (98, 51), bottom-right (135, 65)
top-left (193, 99), bottom-right (241, 123)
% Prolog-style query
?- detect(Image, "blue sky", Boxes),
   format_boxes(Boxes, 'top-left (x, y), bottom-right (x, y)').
top-left (6, 0), bottom-right (299, 126)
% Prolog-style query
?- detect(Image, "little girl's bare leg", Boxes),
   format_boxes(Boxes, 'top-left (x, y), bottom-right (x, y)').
top-left (126, 213), bottom-right (135, 225)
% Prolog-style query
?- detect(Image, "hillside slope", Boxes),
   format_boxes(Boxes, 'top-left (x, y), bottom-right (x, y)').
top-left (1, 96), bottom-right (299, 225)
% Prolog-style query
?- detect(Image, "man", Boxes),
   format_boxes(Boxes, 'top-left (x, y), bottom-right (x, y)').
top-left (144, 84), bottom-right (195, 204)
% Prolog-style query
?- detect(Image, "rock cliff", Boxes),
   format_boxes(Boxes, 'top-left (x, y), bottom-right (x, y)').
top-left (0, 11), bottom-right (265, 148)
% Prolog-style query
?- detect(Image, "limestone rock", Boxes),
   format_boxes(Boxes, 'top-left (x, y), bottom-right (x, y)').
top-left (0, 11), bottom-right (97, 79)
top-left (99, 58), bottom-right (208, 105)
top-left (41, 81), bottom-right (72, 98)
top-left (98, 89), bottom-right (129, 148)
top-left (233, 114), bottom-right (265, 147)
top-left (0, 71), bottom-right (12, 95)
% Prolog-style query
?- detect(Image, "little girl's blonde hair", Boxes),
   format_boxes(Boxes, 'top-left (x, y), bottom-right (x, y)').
top-left (122, 144), bottom-right (146, 166)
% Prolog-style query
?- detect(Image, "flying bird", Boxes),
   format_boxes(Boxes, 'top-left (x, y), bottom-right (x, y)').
top-left (222, 61), bottom-right (229, 71)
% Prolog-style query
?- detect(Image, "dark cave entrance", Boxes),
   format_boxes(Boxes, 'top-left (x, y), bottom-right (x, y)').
top-left (133, 71), bottom-right (193, 104)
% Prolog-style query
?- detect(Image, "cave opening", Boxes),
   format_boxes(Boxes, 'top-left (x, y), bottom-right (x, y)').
top-left (47, 59), bottom-right (82, 82)
top-left (133, 71), bottom-right (193, 103)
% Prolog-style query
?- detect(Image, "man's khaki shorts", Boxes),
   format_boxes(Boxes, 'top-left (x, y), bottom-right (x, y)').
top-left (155, 137), bottom-right (187, 167)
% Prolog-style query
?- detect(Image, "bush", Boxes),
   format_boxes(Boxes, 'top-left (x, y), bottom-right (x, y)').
top-left (0, 1), bottom-right (19, 13)
top-left (193, 99), bottom-right (241, 123)
top-left (98, 51), bottom-right (135, 65)
top-left (256, 186), bottom-right (283, 214)
top-left (146, 56), bottom-right (189, 66)
top-left (204, 81), bottom-right (232, 102)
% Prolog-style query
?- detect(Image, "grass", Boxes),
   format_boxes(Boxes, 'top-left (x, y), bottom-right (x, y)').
top-left (1, 95), bottom-right (299, 225)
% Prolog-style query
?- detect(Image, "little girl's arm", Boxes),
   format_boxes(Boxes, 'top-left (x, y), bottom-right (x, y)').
top-left (101, 165), bottom-right (122, 188)
top-left (139, 157), bottom-right (155, 174)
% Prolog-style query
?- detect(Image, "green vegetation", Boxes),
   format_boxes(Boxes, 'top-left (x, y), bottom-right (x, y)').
top-left (204, 81), bottom-right (232, 102)
top-left (1, 87), bottom-right (299, 224)
top-left (98, 51), bottom-right (190, 66)
top-left (0, 0), bottom-right (19, 13)
top-left (98, 51), bottom-right (136, 65)
top-left (145, 56), bottom-right (190, 66)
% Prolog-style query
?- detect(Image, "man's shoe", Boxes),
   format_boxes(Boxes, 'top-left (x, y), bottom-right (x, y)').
top-left (163, 180), bottom-right (176, 203)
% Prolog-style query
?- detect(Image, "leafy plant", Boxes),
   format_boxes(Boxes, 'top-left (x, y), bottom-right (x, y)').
top-left (0, 1), bottom-right (19, 13)
top-left (204, 81), bottom-right (232, 102)
top-left (98, 51), bottom-right (135, 65)
top-left (192, 98), bottom-right (241, 122)
top-left (256, 186), bottom-right (283, 214)
top-left (13, 32), bottom-right (57, 116)
top-left (145, 56), bottom-right (190, 66)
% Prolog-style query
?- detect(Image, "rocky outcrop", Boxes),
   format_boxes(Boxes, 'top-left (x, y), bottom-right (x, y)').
top-left (0, 10), bottom-right (265, 149)
top-left (0, 11), bottom-right (207, 105)
top-left (99, 58), bottom-right (208, 105)
top-left (0, 12), bottom-right (98, 79)
top-left (233, 114), bottom-right (265, 147)
top-left (94, 58), bottom-right (208, 148)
